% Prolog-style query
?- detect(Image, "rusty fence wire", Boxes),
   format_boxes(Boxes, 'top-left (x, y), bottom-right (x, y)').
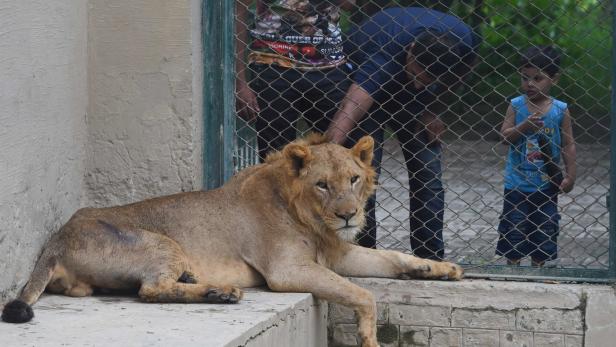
top-left (229, 0), bottom-right (614, 282)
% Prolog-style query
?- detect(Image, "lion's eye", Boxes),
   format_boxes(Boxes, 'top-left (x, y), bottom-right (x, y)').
top-left (350, 175), bottom-right (360, 184)
top-left (316, 181), bottom-right (328, 190)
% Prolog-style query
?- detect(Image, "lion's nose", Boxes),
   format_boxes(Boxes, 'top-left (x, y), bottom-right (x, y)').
top-left (335, 210), bottom-right (357, 223)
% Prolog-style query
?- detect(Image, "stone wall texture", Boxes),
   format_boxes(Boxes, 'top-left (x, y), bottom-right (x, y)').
top-left (329, 278), bottom-right (615, 347)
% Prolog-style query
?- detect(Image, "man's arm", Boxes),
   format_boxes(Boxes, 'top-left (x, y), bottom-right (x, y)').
top-left (235, 0), bottom-right (259, 121)
top-left (326, 83), bottom-right (374, 145)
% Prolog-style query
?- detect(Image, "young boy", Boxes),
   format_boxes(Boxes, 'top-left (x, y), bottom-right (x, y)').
top-left (496, 46), bottom-right (577, 267)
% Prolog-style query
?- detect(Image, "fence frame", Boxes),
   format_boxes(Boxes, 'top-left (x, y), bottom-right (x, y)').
top-left (609, 0), bottom-right (616, 282)
top-left (203, 0), bottom-right (616, 283)
top-left (203, 0), bottom-right (236, 190)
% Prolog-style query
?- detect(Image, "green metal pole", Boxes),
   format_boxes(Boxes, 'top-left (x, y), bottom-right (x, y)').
top-left (203, 0), bottom-right (236, 190)
top-left (609, 0), bottom-right (616, 280)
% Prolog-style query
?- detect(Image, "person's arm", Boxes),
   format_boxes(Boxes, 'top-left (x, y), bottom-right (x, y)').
top-left (235, 0), bottom-right (259, 121)
top-left (501, 105), bottom-right (543, 145)
top-left (326, 83), bottom-right (374, 145)
top-left (559, 108), bottom-right (576, 193)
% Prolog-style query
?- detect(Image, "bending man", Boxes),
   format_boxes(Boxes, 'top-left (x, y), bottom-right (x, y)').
top-left (327, 7), bottom-right (480, 260)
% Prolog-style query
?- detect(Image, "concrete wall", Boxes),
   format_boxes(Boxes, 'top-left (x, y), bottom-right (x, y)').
top-left (86, 0), bottom-right (203, 206)
top-left (1, 0), bottom-right (204, 302)
top-left (0, 0), bottom-right (89, 302)
top-left (329, 278), bottom-right (616, 347)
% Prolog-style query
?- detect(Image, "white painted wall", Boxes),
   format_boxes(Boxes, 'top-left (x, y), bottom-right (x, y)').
top-left (86, 0), bottom-right (203, 206)
top-left (0, 0), bottom-right (204, 302)
top-left (0, 0), bottom-right (89, 301)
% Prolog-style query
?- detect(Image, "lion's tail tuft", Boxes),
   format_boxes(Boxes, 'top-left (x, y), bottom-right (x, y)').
top-left (2, 250), bottom-right (57, 324)
top-left (2, 300), bottom-right (34, 323)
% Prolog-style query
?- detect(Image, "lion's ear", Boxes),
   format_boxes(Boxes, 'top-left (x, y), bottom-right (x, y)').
top-left (283, 143), bottom-right (313, 176)
top-left (351, 136), bottom-right (374, 165)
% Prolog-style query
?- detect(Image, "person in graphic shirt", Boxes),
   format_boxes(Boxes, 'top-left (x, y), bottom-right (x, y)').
top-left (236, 0), bottom-right (356, 161)
top-left (326, 7), bottom-right (480, 260)
top-left (496, 46), bottom-right (577, 267)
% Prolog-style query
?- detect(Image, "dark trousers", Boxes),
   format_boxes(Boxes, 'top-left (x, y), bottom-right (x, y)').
top-left (249, 64), bottom-right (350, 161)
top-left (496, 188), bottom-right (560, 262)
top-left (346, 108), bottom-right (445, 260)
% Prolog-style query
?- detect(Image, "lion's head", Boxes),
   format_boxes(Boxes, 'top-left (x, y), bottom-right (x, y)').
top-left (266, 134), bottom-right (376, 243)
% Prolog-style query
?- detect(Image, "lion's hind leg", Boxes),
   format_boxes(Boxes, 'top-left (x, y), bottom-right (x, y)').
top-left (137, 256), bottom-right (243, 304)
top-left (66, 219), bottom-right (243, 304)
top-left (131, 230), bottom-right (243, 304)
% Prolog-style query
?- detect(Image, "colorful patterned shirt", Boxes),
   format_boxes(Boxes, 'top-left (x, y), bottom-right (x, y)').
top-left (249, 0), bottom-right (346, 70)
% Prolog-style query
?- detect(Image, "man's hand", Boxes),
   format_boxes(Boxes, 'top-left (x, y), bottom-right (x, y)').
top-left (236, 81), bottom-right (259, 122)
top-left (326, 83), bottom-right (374, 146)
top-left (417, 112), bottom-right (445, 145)
top-left (425, 117), bottom-right (445, 144)
top-left (326, 125), bottom-right (349, 145)
top-left (559, 177), bottom-right (575, 193)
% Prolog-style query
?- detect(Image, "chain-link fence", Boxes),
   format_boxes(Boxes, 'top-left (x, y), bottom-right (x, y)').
top-left (225, 0), bottom-right (614, 282)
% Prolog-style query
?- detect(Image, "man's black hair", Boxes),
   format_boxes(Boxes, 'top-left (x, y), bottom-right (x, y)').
top-left (520, 45), bottom-right (561, 77)
top-left (410, 29), bottom-right (466, 85)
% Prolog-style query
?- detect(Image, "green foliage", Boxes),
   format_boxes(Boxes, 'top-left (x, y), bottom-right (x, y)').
top-left (446, 0), bottom-right (611, 141)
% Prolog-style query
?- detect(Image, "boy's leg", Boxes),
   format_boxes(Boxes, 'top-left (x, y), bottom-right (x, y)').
top-left (345, 110), bottom-right (386, 249)
top-left (496, 189), bottom-right (531, 262)
top-left (528, 189), bottom-right (560, 265)
top-left (396, 121), bottom-right (444, 260)
top-left (251, 65), bottom-right (303, 161)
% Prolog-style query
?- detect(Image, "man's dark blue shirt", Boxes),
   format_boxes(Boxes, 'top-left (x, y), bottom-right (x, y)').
top-left (346, 7), bottom-right (480, 113)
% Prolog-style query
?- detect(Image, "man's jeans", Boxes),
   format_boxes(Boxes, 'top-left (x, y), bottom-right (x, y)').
top-left (346, 110), bottom-right (445, 260)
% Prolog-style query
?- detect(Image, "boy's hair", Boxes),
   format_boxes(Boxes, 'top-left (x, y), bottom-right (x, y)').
top-left (520, 45), bottom-right (561, 77)
top-left (410, 30), bottom-right (466, 85)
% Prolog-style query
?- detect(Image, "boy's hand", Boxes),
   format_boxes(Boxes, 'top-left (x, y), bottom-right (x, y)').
top-left (560, 177), bottom-right (575, 193)
top-left (518, 112), bottom-right (544, 133)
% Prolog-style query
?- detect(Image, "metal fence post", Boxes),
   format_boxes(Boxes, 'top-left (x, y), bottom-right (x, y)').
top-left (203, 0), bottom-right (236, 190)
top-left (609, 0), bottom-right (616, 280)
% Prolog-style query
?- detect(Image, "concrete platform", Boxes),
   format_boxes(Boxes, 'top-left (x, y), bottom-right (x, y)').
top-left (0, 289), bottom-right (326, 347)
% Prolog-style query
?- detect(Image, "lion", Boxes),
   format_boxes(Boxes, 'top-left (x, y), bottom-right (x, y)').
top-left (1, 134), bottom-right (462, 347)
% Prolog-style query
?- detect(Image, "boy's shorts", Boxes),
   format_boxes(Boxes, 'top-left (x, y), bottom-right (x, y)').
top-left (496, 188), bottom-right (560, 261)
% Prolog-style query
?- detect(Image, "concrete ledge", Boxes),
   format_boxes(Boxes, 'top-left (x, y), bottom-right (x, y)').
top-left (0, 289), bottom-right (326, 347)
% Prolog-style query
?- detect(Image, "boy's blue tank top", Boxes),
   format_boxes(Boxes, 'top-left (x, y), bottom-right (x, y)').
top-left (504, 95), bottom-right (566, 192)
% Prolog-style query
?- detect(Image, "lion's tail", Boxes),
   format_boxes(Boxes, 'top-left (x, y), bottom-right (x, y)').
top-left (2, 249), bottom-right (57, 323)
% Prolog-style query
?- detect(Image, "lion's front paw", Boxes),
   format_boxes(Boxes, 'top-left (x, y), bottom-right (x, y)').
top-left (444, 263), bottom-right (464, 281)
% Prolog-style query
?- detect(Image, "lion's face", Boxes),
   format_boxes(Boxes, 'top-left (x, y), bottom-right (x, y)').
top-left (278, 135), bottom-right (376, 242)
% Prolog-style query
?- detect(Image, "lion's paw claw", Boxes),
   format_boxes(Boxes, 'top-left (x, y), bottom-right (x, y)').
top-left (203, 287), bottom-right (242, 304)
top-left (418, 264), bottom-right (431, 272)
top-left (447, 264), bottom-right (464, 281)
